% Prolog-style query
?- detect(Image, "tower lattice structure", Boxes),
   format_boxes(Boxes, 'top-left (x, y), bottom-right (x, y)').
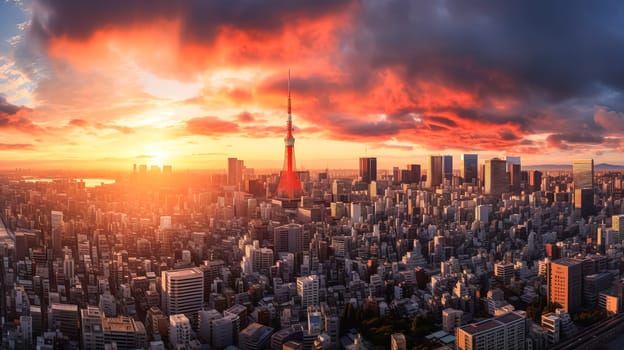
top-left (276, 71), bottom-right (304, 200)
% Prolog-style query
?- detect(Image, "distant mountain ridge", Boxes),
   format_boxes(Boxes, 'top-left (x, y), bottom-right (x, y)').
top-left (524, 163), bottom-right (624, 171)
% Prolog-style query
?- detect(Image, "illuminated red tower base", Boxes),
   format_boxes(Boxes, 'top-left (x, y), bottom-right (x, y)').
top-left (276, 71), bottom-right (304, 200)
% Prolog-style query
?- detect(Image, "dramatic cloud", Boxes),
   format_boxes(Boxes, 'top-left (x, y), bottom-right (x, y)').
top-left (186, 116), bottom-right (240, 136)
top-left (2, 0), bottom-right (624, 167)
top-left (0, 96), bottom-right (42, 133)
top-left (0, 143), bottom-right (33, 150)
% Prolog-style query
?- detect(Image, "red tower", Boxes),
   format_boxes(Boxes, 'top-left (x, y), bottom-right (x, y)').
top-left (276, 71), bottom-right (304, 200)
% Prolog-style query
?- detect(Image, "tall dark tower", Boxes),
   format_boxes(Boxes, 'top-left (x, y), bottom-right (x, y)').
top-left (276, 71), bottom-right (304, 200)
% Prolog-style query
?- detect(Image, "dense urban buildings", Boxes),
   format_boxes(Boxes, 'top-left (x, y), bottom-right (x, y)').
top-left (2, 150), bottom-right (624, 350)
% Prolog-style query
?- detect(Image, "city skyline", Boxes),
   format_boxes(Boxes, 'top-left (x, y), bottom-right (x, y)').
top-left (2, 1), bottom-right (624, 170)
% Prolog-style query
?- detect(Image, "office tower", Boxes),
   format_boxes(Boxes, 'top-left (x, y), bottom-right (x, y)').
top-left (63, 255), bottom-right (75, 281)
top-left (224, 304), bottom-right (249, 330)
top-left (508, 163), bottom-right (521, 192)
top-left (103, 316), bottom-right (147, 349)
top-left (212, 313), bottom-right (240, 348)
top-left (391, 333), bottom-right (406, 350)
top-left (297, 275), bottom-right (320, 308)
top-left (228, 157), bottom-right (243, 186)
top-left (145, 307), bottom-right (168, 341)
top-left (198, 309), bottom-right (222, 344)
top-left (81, 306), bottom-right (105, 350)
top-left (49, 303), bottom-right (80, 341)
top-left (613, 215), bottom-right (624, 242)
top-left (307, 306), bottom-right (322, 335)
top-left (392, 167), bottom-right (400, 184)
top-left (276, 71), bottom-right (304, 200)
top-left (495, 262), bottom-right (514, 285)
top-left (20, 316), bottom-right (32, 348)
top-left (529, 170), bottom-right (542, 192)
top-left (475, 205), bottom-right (489, 223)
top-left (359, 157), bottom-right (377, 183)
top-left (251, 247), bottom-right (274, 274)
top-left (321, 303), bottom-right (340, 347)
top-left (550, 258), bottom-right (582, 314)
top-left (51, 210), bottom-right (63, 257)
top-left (443, 155), bottom-right (453, 181)
top-left (51, 210), bottom-right (63, 228)
top-left (574, 188), bottom-right (594, 219)
top-left (541, 313), bottom-right (561, 345)
top-left (169, 314), bottom-right (191, 347)
top-left (407, 164), bottom-right (421, 183)
top-left (442, 308), bottom-right (463, 332)
top-left (161, 267), bottom-right (204, 328)
top-left (456, 311), bottom-right (525, 350)
top-left (484, 158), bottom-right (508, 196)
top-left (426, 155), bottom-right (443, 188)
top-left (573, 159), bottom-right (594, 190)
top-left (239, 322), bottom-right (274, 350)
top-left (30, 306), bottom-right (42, 337)
top-left (273, 223), bottom-right (303, 255)
top-left (461, 154), bottom-right (478, 184)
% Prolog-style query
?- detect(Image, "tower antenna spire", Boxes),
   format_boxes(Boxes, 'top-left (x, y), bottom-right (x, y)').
top-left (288, 69), bottom-right (291, 118)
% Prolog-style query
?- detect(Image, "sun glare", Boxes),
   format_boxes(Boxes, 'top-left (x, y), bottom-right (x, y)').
top-left (148, 149), bottom-right (168, 167)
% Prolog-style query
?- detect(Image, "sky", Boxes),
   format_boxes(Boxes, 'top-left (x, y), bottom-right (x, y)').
top-left (1, 0), bottom-right (624, 171)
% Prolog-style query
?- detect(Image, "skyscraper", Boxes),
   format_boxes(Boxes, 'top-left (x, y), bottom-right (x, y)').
top-left (359, 157), bottom-right (377, 183)
top-left (550, 258), bottom-right (582, 314)
top-left (573, 159), bottom-right (595, 217)
top-left (573, 159), bottom-right (594, 190)
top-left (443, 155), bottom-right (453, 181)
top-left (613, 215), bottom-right (624, 242)
top-left (273, 223), bottom-right (304, 255)
top-left (508, 163), bottom-right (521, 192)
top-left (426, 155), bottom-right (443, 188)
top-left (161, 268), bottom-right (204, 328)
top-left (529, 170), bottom-right (542, 192)
top-left (407, 164), bottom-right (421, 183)
top-left (484, 158), bottom-right (508, 196)
top-left (297, 275), bottom-right (320, 308)
top-left (227, 157), bottom-right (244, 186)
top-left (276, 71), bottom-right (304, 200)
top-left (461, 154), bottom-right (478, 184)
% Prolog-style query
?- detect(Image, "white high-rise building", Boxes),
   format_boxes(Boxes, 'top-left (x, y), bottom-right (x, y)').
top-left (456, 311), bottom-right (525, 350)
top-left (169, 314), bottom-right (191, 347)
top-left (161, 268), bottom-right (204, 328)
top-left (297, 275), bottom-right (320, 308)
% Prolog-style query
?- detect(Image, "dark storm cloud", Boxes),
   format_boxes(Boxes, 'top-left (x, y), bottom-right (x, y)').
top-left (352, 0), bottom-right (624, 102)
top-left (0, 96), bottom-right (42, 134)
top-left (0, 96), bottom-right (20, 115)
top-left (30, 0), bottom-right (352, 44)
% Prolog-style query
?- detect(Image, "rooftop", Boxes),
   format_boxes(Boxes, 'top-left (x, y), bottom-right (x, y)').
top-left (553, 257), bottom-right (582, 267)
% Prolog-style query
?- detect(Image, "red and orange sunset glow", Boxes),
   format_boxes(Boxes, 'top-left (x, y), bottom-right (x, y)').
top-left (1, 1), bottom-right (624, 171)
